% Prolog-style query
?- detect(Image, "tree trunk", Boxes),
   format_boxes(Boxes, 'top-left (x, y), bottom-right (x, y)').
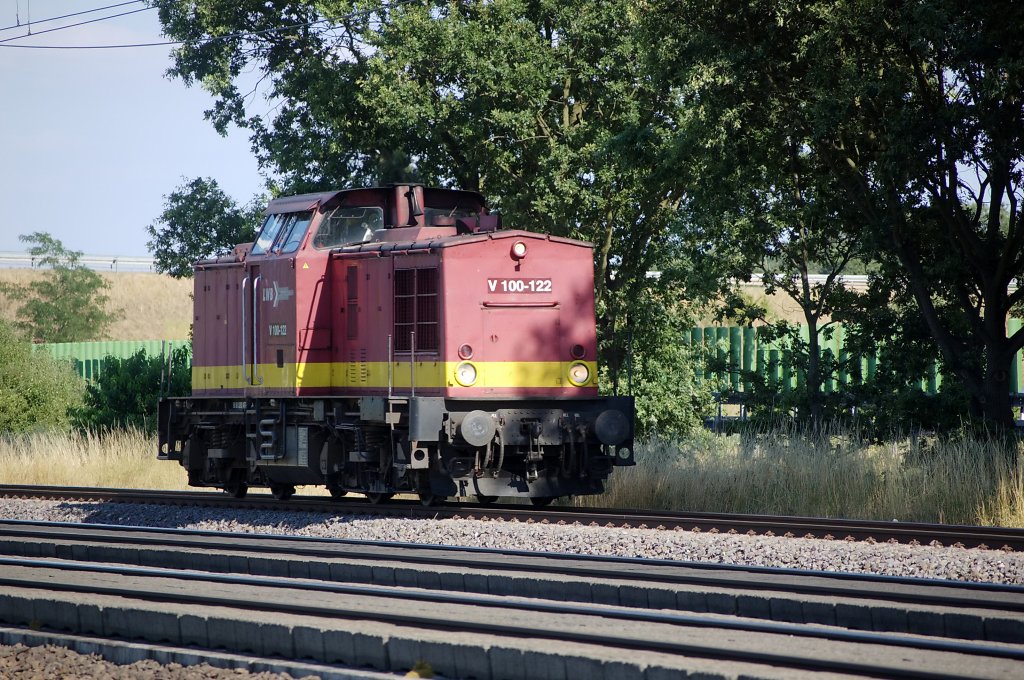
top-left (979, 342), bottom-right (1015, 431)
top-left (805, 319), bottom-right (824, 426)
top-left (886, 222), bottom-right (1017, 432)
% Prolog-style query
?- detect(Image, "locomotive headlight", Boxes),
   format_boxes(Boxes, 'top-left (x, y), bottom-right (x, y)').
top-left (568, 362), bottom-right (591, 386)
top-left (455, 361), bottom-right (478, 386)
top-left (510, 241), bottom-right (527, 259)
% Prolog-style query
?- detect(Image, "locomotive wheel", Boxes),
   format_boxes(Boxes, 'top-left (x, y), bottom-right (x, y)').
top-left (476, 495), bottom-right (499, 505)
top-left (365, 492), bottom-right (394, 504)
top-left (529, 496), bottom-right (556, 507)
top-left (270, 483), bottom-right (295, 501)
top-left (225, 482), bottom-right (248, 499)
top-left (328, 485), bottom-right (347, 500)
top-left (418, 492), bottom-right (445, 507)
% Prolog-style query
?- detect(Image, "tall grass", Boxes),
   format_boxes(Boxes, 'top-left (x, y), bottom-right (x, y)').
top-left (589, 424), bottom-right (1024, 527)
top-left (0, 428), bottom-right (192, 490)
top-left (3, 425), bottom-right (1022, 526)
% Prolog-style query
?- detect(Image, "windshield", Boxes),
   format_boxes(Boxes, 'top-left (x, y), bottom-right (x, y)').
top-left (279, 212), bottom-right (313, 253)
top-left (251, 214), bottom-right (284, 255)
top-left (251, 211), bottom-right (313, 255)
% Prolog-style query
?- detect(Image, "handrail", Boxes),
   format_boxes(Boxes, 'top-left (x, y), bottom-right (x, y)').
top-left (410, 330), bottom-right (416, 398)
top-left (387, 334), bottom-right (393, 399)
top-left (252, 275), bottom-right (263, 385)
top-left (241, 276), bottom-right (252, 385)
top-left (482, 301), bottom-right (559, 308)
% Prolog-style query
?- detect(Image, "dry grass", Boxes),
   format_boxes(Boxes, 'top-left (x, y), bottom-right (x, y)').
top-left (0, 428), bottom-right (193, 490)
top-left (4, 425), bottom-right (1022, 527)
top-left (587, 426), bottom-right (1024, 527)
top-left (0, 429), bottom-right (334, 496)
top-left (0, 270), bottom-right (192, 341)
top-left (693, 282), bottom-right (824, 326)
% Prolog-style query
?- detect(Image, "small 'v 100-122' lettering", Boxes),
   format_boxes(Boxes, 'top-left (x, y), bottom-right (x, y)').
top-left (487, 278), bottom-right (553, 293)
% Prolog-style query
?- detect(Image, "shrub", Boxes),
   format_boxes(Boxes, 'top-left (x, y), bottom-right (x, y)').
top-left (0, 320), bottom-right (84, 433)
top-left (73, 347), bottom-right (191, 432)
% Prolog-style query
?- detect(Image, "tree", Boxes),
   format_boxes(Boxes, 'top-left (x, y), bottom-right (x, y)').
top-left (0, 232), bottom-right (117, 343)
top-left (73, 347), bottom-right (192, 432)
top-left (147, 177), bottom-right (264, 278)
top-left (648, 0), bottom-right (1024, 430)
top-left (0, 320), bottom-right (84, 433)
top-left (154, 0), bottom-right (707, 435)
top-left (668, 98), bottom-right (869, 423)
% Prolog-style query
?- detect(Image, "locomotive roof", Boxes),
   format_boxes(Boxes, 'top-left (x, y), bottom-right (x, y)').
top-left (329, 229), bottom-right (593, 255)
top-left (265, 190), bottom-right (343, 214)
top-left (264, 185), bottom-right (488, 215)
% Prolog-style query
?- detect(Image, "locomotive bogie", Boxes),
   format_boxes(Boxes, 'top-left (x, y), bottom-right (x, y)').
top-left (159, 393), bottom-right (633, 501)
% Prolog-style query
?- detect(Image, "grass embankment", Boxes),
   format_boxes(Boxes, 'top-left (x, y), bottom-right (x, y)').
top-left (590, 427), bottom-right (1024, 527)
top-left (0, 270), bottom-right (192, 341)
top-left (3, 427), bottom-right (1022, 526)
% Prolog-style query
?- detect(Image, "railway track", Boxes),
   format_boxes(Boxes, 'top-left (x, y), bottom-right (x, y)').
top-left (2, 483), bottom-right (1023, 551)
top-left (0, 520), bottom-right (1022, 679)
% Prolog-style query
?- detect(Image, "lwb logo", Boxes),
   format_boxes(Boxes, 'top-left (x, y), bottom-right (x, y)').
top-left (263, 282), bottom-right (295, 308)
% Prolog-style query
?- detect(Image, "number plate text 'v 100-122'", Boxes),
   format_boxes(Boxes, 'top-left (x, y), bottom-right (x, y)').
top-left (487, 278), bottom-right (553, 293)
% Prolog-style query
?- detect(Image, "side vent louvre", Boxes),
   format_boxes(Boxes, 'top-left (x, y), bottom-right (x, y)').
top-left (394, 267), bottom-right (439, 352)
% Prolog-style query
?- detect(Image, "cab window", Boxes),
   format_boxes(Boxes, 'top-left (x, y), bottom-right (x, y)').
top-left (251, 214), bottom-right (284, 255)
top-left (314, 206), bottom-right (383, 249)
top-left (425, 206), bottom-right (478, 225)
top-left (279, 212), bottom-right (313, 253)
top-left (251, 211), bottom-right (313, 255)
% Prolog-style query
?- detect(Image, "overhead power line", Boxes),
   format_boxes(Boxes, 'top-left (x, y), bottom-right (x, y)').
top-left (0, 15), bottom-right (334, 49)
top-left (0, 1), bottom-right (145, 33)
top-left (0, 0), bottom-right (411, 50)
top-left (0, 5), bottom-right (153, 44)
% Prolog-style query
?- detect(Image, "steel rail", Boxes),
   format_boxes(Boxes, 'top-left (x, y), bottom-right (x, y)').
top-left (1, 519), bottom-right (1020, 613)
top-left (2, 484), bottom-right (1023, 551)
top-left (1, 555), bottom-right (1020, 679)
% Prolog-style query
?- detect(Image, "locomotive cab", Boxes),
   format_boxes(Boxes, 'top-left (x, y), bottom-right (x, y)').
top-left (159, 184), bottom-right (634, 504)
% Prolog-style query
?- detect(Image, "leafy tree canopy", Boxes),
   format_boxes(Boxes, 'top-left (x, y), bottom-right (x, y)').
top-left (647, 0), bottom-right (1024, 429)
top-left (155, 0), bottom-right (683, 295)
top-left (0, 233), bottom-right (117, 343)
top-left (154, 0), bottom-right (708, 434)
top-left (147, 177), bottom-right (264, 278)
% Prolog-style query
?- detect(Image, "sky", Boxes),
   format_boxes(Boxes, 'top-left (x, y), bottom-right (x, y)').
top-left (0, 1), bottom-right (265, 257)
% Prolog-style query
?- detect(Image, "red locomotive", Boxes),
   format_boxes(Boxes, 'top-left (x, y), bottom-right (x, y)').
top-left (158, 184), bottom-right (634, 505)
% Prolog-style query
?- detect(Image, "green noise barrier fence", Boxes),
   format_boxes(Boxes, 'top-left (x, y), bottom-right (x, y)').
top-left (34, 323), bottom-right (1024, 396)
top-left (687, 320), bottom-right (1024, 396)
top-left (33, 340), bottom-right (189, 382)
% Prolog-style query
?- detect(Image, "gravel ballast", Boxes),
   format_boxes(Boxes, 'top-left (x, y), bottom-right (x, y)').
top-left (0, 643), bottom-right (318, 680)
top-left (1, 497), bottom-right (1022, 678)
top-left (0, 498), bottom-right (1021, 584)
